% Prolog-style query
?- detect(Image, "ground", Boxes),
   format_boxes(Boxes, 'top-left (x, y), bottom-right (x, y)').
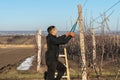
top-left (0, 36), bottom-right (119, 80)
top-left (0, 47), bottom-right (119, 80)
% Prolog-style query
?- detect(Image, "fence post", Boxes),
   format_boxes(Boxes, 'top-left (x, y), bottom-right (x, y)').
top-left (36, 29), bottom-right (42, 72)
top-left (117, 35), bottom-right (119, 46)
top-left (91, 28), bottom-right (96, 65)
top-left (91, 28), bottom-right (100, 79)
top-left (78, 4), bottom-right (87, 80)
top-left (100, 24), bottom-right (105, 73)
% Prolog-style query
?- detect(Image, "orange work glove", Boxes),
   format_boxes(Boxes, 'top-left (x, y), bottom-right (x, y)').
top-left (65, 32), bottom-right (71, 37)
top-left (70, 32), bottom-right (75, 37)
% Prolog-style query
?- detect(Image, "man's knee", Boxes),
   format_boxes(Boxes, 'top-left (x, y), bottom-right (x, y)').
top-left (62, 65), bottom-right (66, 73)
top-left (58, 64), bottom-right (66, 73)
top-left (57, 61), bottom-right (66, 73)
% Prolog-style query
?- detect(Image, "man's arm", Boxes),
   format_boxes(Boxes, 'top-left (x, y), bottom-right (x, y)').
top-left (57, 35), bottom-right (66, 40)
top-left (57, 32), bottom-right (72, 40)
top-left (49, 35), bottom-right (72, 45)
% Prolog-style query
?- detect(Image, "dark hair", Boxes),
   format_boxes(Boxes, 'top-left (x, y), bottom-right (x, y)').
top-left (47, 25), bottom-right (55, 33)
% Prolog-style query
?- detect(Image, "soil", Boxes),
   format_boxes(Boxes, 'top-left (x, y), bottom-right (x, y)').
top-left (0, 48), bottom-right (35, 71)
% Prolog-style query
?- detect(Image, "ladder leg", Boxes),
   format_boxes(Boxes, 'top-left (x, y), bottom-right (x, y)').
top-left (64, 48), bottom-right (70, 80)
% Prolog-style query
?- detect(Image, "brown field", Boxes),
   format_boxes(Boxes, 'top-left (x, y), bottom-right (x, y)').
top-left (0, 35), bottom-right (119, 80)
top-left (0, 47), bottom-right (35, 69)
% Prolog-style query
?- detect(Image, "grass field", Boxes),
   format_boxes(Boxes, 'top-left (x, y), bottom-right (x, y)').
top-left (0, 63), bottom-right (119, 80)
top-left (0, 47), bottom-right (119, 80)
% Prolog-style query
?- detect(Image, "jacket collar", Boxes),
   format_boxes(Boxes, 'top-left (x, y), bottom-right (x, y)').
top-left (48, 33), bottom-right (57, 37)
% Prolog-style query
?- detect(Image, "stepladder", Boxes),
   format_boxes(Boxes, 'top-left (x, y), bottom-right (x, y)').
top-left (57, 48), bottom-right (70, 80)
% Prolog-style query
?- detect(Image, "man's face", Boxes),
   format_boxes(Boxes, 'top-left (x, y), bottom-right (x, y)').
top-left (51, 28), bottom-right (57, 36)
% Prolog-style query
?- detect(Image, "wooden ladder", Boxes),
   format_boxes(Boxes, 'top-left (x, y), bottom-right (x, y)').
top-left (58, 48), bottom-right (70, 80)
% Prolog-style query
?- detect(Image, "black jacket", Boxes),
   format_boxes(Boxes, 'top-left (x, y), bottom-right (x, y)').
top-left (46, 33), bottom-right (72, 60)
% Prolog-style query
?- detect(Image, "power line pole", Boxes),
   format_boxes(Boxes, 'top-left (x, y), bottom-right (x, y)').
top-left (78, 5), bottom-right (87, 80)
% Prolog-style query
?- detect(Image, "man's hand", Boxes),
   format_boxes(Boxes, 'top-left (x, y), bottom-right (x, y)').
top-left (70, 32), bottom-right (75, 37)
top-left (65, 32), bottom-right (71, 37)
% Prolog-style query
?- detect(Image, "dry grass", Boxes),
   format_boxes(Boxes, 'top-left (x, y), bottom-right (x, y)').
top-left (0, 44), bottom-right (35, 48)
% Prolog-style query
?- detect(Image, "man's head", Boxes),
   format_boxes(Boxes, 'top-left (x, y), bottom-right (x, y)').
top-left (47, 25), bottom-right (57, 36)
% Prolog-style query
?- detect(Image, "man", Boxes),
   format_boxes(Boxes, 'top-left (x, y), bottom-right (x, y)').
top-left (44, 25), bottom-right (75, 80)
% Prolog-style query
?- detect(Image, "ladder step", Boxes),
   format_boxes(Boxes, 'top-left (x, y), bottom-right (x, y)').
top-left (55, 72), bottom-right (68, 78)
top-left (62, 76), bottom-right (68, 78)
top-left (59, 54), bottom-right (65, 57)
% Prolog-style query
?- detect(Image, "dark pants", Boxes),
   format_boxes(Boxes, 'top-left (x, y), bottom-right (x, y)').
top-left (45, 59), bottom-right (66, 80)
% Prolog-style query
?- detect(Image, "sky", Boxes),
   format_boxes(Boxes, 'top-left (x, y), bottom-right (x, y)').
top-left (0, 0), bottom-right (120, 31)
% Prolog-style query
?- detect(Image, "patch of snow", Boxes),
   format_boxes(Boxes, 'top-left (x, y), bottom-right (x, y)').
top-left (17, 56), bottom-right (35, 70)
